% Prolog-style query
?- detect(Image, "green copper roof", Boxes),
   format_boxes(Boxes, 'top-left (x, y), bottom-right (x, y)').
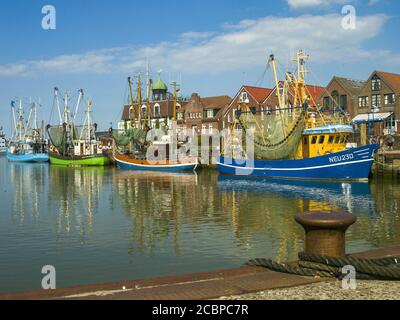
top-left (152, 75), bottom-right (168, 91)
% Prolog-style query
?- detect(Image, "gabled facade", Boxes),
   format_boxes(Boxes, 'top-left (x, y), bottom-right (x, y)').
top-left (356, 70), bottom-right (400, 134)
top-left (221, 85), bottom-right (273, 129)
top-left (182, 93), bottom-right (232, 134)
top-left (318, 76), bottom-right (366, 118)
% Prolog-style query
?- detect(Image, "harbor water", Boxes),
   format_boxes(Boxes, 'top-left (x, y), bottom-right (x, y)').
top-left (0, 156), bottom-right (399, 293)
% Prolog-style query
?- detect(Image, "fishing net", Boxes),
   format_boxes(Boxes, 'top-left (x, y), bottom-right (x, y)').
top-left (73, 124), bottom-right (96, 141)
top-left (47, 125), bottom-right (66, 149)
top-left (238, 107), bottom-right (305, 160)
top-left (113, 128), bottom-right (147, 146)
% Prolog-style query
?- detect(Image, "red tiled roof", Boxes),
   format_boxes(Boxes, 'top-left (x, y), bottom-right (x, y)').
top-left (305, 85), bottom-right (325, 105)
top-left (376, 71), bottom-right (400, 93)
top-left (243, 86), bottom-right (273, 103)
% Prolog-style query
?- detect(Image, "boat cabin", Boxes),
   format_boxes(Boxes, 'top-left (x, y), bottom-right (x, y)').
top-left (73, 140), bottom-right (103, 156)
top-left (296, 124), bottom-right (353, 159)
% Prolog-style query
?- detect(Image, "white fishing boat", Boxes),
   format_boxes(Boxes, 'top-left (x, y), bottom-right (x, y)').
top-left (7, 99), bottom-right (48, 163)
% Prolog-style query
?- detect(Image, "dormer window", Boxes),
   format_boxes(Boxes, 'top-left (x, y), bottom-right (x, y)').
top-left (371, 75), bottom-right (381, 91)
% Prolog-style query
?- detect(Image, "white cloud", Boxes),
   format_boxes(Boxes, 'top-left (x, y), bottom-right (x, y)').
top-left (287, 0), bottom-right (351, 9)
top-left (0, 13), bottom-right (395, 77)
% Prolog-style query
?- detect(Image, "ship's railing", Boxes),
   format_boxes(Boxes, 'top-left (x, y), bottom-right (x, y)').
top-left (305, 115), bottom-right (351, 129)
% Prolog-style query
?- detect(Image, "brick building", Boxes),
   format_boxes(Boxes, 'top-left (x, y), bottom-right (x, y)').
top-left (180, 93), bottom-right (231, 135)
top-left (318, 76), bottom-right (366, 119)
top-left (221, 85), bottom-right (273, 129)
top-left (119, 74), bottom-right (189, 131)
top-left (353, 70), bottom-right (400, 136)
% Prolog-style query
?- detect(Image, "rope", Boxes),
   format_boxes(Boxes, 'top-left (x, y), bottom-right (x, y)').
top-left (247, 252), bottom-right (400, 281)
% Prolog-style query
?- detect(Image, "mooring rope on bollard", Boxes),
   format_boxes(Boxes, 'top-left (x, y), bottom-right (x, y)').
top-left (246, 253), bottom-right (400, 281)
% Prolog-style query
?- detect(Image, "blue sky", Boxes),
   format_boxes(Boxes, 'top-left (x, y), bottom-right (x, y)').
top-left (0, 0), bottom-right (399, 133)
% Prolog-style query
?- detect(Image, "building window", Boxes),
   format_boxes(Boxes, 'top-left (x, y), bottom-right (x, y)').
top-left (371, 94), bottom-right (381, 110)
top-left (129, 106), bottom-right (133, 119)
top-left (331, 91), bottom-right (339, 112)
top-left (201, 124), bottom-right (207, 134)
top-left (177, 112), bottom-right (184, 120)
top-left (206, 109), bottom-right (214, 118)
top-left (359, 96), bottom-right (368, 108)
top-left (240, 92), bottom-right (248, 102)
top-left (141, 105), bottom-right (147, 118)
top-left (385, 93), bottom-right (395, 105)
top-left (154, 104), bottom-right (161, 117)
top-left (371, 75), bottom-right (381, 91)
top-left (209, 124), bottom-right (213, 134)
top-left (323, 97), bottom-right (330, 110)
top-left (340, 95), bottom-right (347, 113)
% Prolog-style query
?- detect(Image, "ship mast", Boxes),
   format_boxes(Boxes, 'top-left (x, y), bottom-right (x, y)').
top-left (136, 73), bottom-right (142, 129)
top-left (128, 76), bottom-right (136, 129)
top-left (54, 87), bottom-right (62, 125)
top-left (292, 49), bottom-right (309, 108)
top-left (269, 54), bottom-right (287, 136)
top-left (172, 81), bottom-right (178, 122)
top-left (17, 99), bottom-right (24, 142)
top-left (146, 63), bottom-right (151, 128)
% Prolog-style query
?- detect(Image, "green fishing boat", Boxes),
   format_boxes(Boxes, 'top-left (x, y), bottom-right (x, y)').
top-left (47, 87), bottom-right (111, 167)
top-left (48, 152), bottom-right (111, 166)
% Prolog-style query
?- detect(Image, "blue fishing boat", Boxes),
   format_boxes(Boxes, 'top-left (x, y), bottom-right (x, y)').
top-left (218, 143), bottom-right (379, 180)
top-left (7, 100), bottom-right (48, 163)
top-left (217, 50), bottom-right (379, 181)
top-left (7, 148), bottom-right (49, 162)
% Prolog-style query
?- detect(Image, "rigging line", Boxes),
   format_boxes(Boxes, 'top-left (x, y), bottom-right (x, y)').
top-left (255, 62), bottom-right (270, 87)
top-left (308, 69), bottom-right (346, 116)
top-left (113, 81), bottom-right (129, 130)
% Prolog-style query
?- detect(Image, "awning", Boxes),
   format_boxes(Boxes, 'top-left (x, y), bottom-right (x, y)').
top-left (352, 112), bottom-right (393, 124)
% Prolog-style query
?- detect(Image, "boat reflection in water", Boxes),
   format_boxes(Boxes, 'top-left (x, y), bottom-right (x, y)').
top-left (8, 162), bottom-right (49, 223)
top-left (217, 175), bottom-right (375, 215)
top-left (113, 170), bottom-right (198, 256)
top-left (48, 165), bottom-right (106, 239)
top-left (217, 175), bottom-right (376, 261)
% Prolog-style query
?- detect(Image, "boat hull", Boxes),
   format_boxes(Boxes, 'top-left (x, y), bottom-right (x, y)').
top-left (7, 152), bottom-right (49, 162)
top-left (115, 154), bottom-right (198, 172)
top-left (49, 152), bottom-right (111, 166)
top-left (217, 144), bottom-right (379, 181)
